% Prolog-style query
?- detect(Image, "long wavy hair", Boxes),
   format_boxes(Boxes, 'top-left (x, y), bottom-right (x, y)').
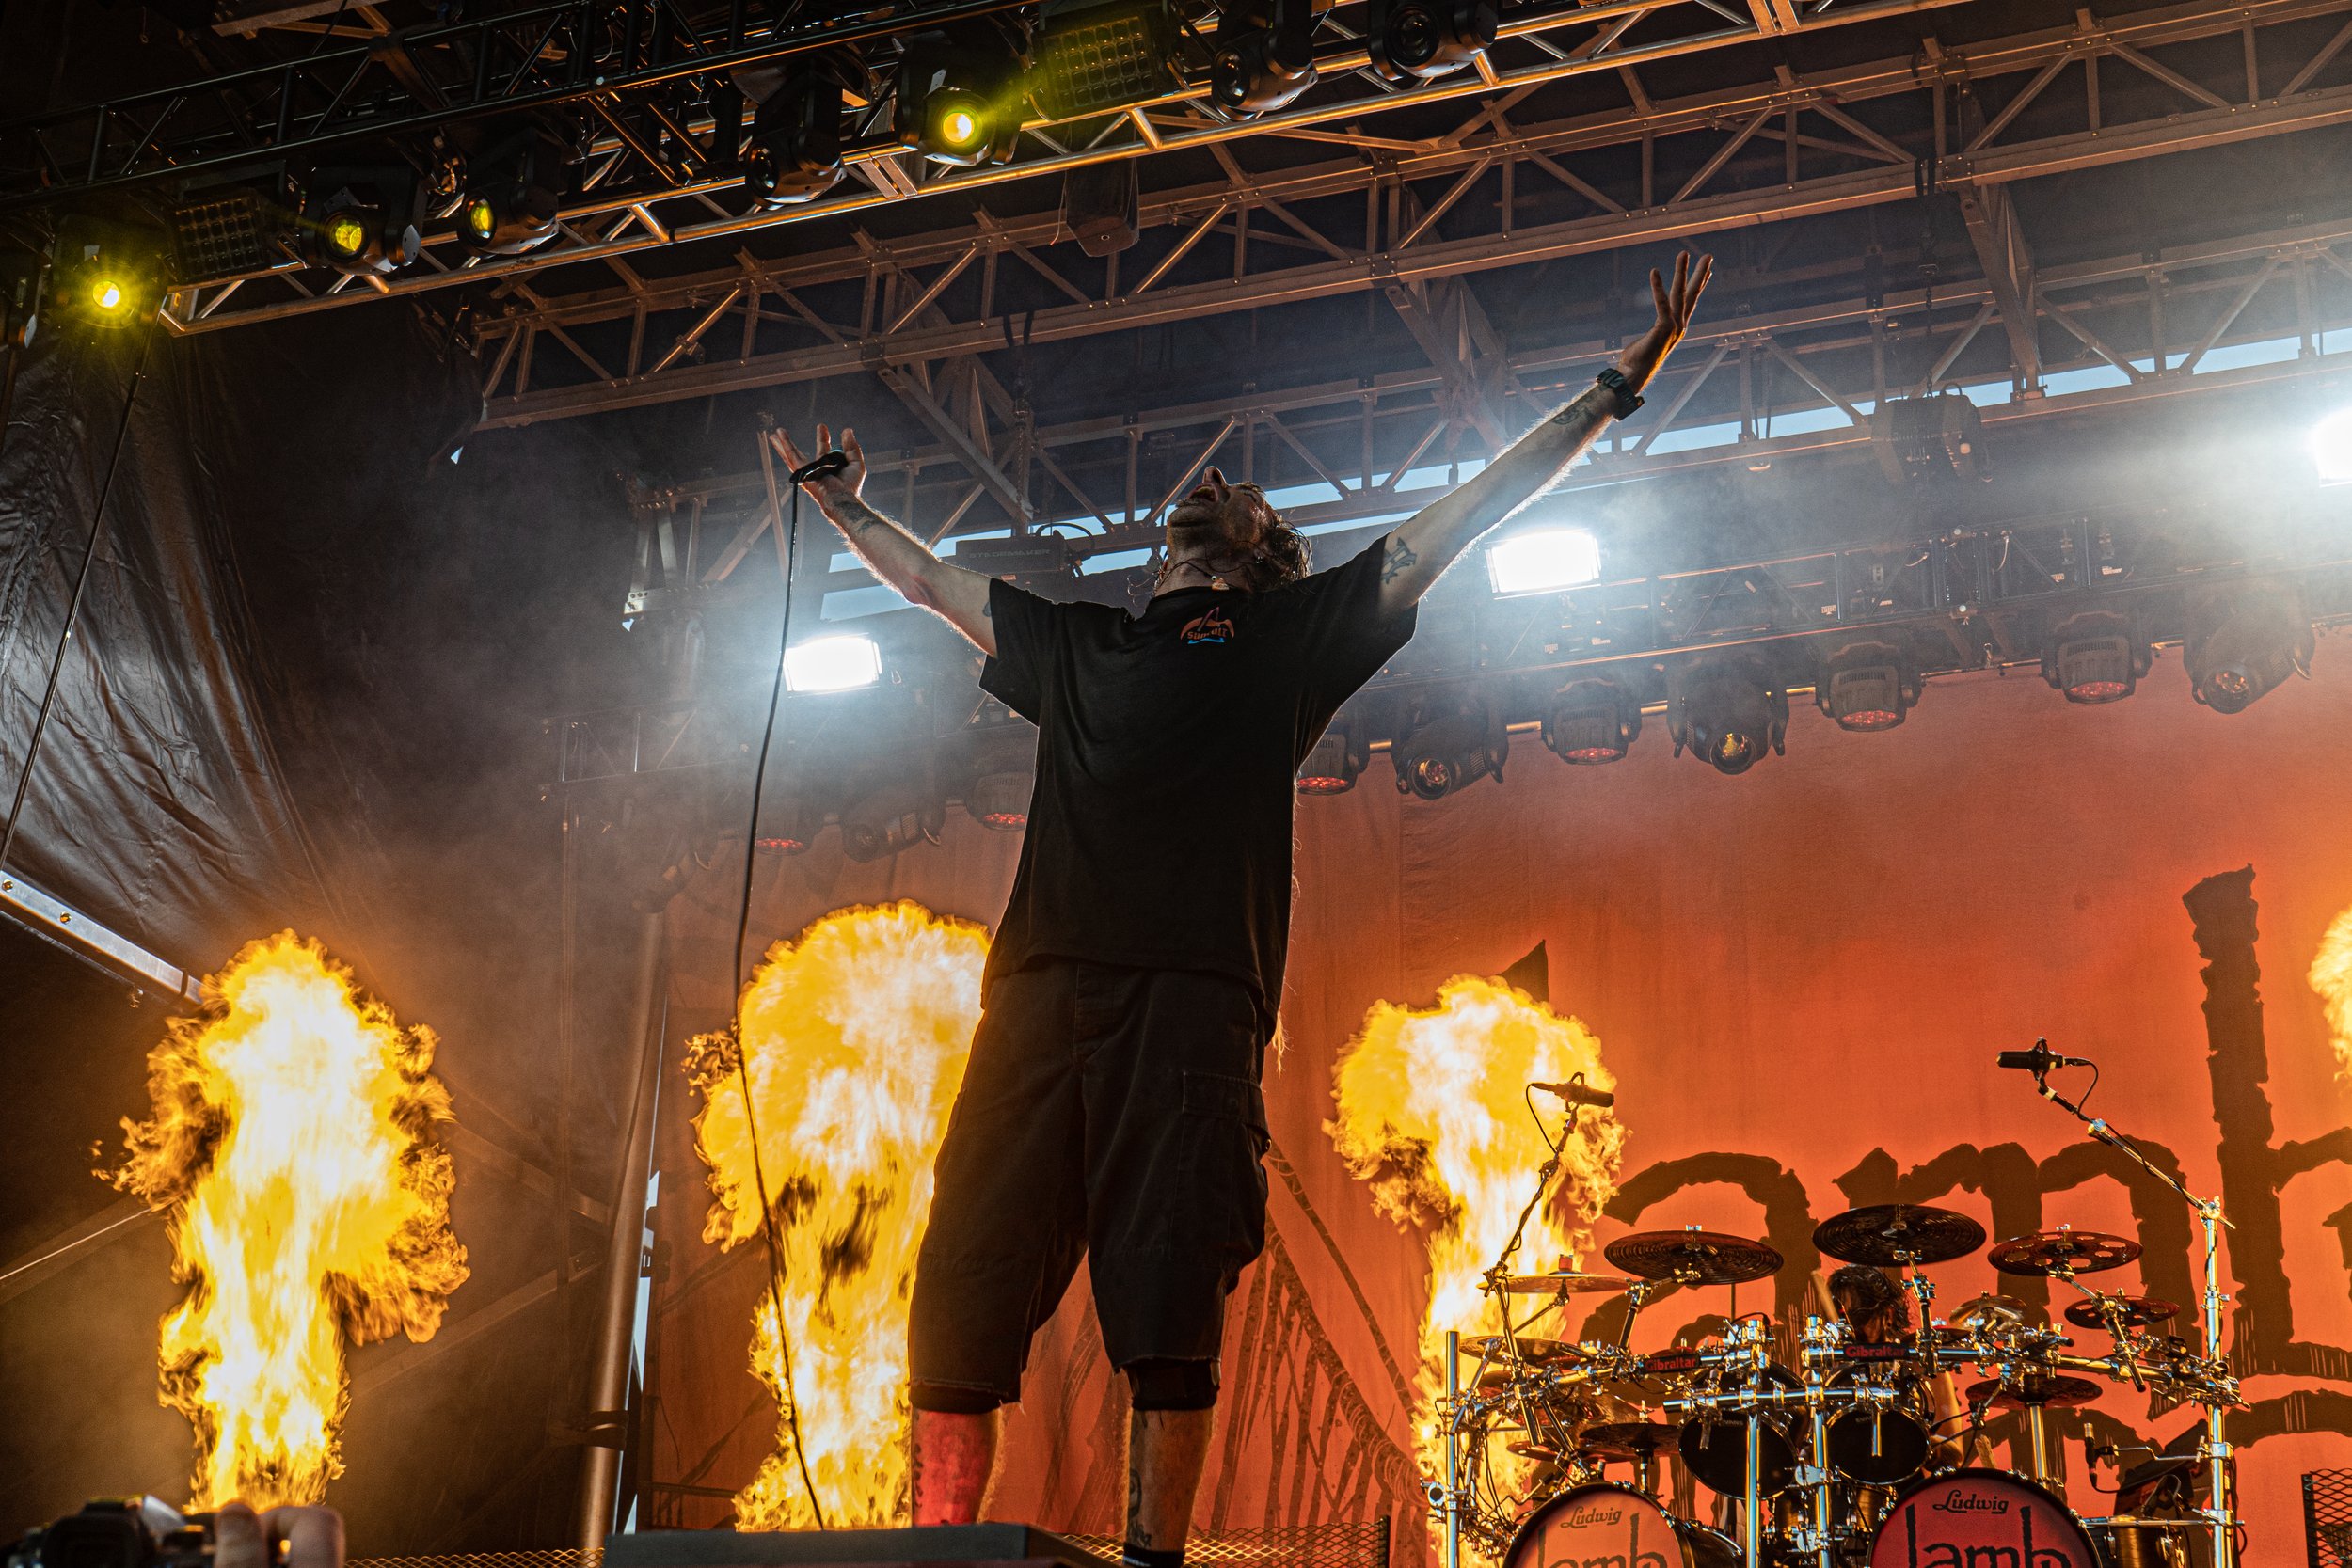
top-left (1160, 508), bottom-right (1312, 594)
top-left (1829, 1264), bottom-right (1914, 1336)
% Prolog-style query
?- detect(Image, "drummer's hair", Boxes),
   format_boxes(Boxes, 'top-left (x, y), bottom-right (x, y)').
top-left (1828, 1264), bottom-right (1912, 1333)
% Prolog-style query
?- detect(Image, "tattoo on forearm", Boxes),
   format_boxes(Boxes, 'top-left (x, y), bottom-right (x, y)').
top-left (831, 496), bottom-right (890, 535)
top-left (1548, 387), bottom-right (1613, 427)
top-left (1381, 536), bottom-right (1419, 584)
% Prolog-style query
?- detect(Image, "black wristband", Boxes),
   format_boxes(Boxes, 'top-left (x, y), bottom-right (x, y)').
top-left (1595, 366), bottom-right (1645, 418)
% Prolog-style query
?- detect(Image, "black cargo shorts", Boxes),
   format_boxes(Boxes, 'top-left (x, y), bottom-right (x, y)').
top-left (907, 958), bottom-right (1272, 1405)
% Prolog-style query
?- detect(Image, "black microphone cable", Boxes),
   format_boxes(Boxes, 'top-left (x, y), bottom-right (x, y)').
top-left (724, 439), bottom-right (850, 1529)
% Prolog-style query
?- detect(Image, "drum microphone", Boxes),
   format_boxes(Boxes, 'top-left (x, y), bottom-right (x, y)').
top-left (1533, 1075), bottom-right (1616, 1110)
top-left (1996, 1038), bottom-right (2091, 1074)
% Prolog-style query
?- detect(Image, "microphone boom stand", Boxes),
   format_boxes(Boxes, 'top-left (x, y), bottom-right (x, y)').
top-left (2024, 1067), bottom-right (2238, 1568)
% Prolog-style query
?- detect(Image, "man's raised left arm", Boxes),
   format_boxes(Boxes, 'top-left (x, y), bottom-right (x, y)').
top-left (1375, 251), bottom-right (1713, 616)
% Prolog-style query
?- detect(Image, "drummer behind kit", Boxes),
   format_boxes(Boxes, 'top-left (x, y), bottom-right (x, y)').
top-left (1429, 1048), bottom-right (2244, 1568)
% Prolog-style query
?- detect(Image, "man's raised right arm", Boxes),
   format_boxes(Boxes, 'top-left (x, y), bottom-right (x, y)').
top-left (769, 423), bottom-right (997, 657)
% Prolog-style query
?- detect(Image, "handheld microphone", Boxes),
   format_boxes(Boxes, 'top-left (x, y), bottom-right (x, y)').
top-left (791, 451), bottom-right (850, 485)
top-left (1533, 1075), bottom-right (1616, 1110)
top-left (1996, 1038), bottom-right (2091, 1074)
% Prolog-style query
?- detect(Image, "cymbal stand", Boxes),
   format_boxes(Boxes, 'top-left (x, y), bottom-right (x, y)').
top-left (1441, 1329), bottom-right (1462, 1568)
top-left (2026, 1066), bottom-right (2239, 1568)
top-left (1797, 1317), bottom-right (1837, 1568)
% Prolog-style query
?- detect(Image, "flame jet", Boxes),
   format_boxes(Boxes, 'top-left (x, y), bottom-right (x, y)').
top-left (2311, 900), bottom-right (2352, 1083)
top-left (112, 932), bottom-right (469, 1508)
top-left (1327, 975), bottom-right (1627, 1497)
top-left (686, 902), bottom-right (987, 1528)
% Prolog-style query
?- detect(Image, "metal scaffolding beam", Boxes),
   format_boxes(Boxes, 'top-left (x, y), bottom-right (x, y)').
top-left (469, 70), bottom-right (2352, 427)
top-left (159, 0), bottom-right (2351, 341)
top-left (610, 211), bottom-right (2352, 624)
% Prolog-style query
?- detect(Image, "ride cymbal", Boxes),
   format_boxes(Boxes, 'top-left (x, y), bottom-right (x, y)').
top-left (1988, 1227), bottom-right (2141, 1276)
top-left (1576, 1420), bottom-right (1678, 1460)
top-left (1604, 1228), bottom-right (1784, 1286)
top-left (2063, 1293), bottom-right (2179, 1330)
top-left (1814, 1203), bottom-right (1987, 1267)
top-left (1499, 1270), bottom-right (1639, 1295)
top-left (1460, 1334), bottom-right (1586, 1366)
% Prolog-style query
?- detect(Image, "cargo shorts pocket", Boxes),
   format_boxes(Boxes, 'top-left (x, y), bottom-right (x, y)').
top-left (1182, 1070), bottom-right (1271, 1272)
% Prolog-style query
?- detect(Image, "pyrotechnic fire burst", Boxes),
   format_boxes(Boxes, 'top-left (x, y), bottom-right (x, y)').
top-left (685, 902), bottom-right (987, 1528)
top-left (1327, 976), bottom-right (1626, 1493)
top-left (111, 932), bottom-right (469, 1508)
top-left (2311, 899), bottom-right (2352, 1082)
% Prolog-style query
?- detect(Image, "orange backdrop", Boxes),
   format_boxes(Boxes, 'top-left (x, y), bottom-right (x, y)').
top-left (645, 637), bottom-right (2352, 1563)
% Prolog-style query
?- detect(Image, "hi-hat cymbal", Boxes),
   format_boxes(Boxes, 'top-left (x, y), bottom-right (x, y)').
top-left (1576, 1420), bottom-right (1678, 1460)
top-left (1605, 1227), bottom-right (1784, 1286)
top-left (1460, 1334), bottom-right (1586, 1366)
top-left (1968, 1372), bottom-right (2105, 1410)
top-left (1988, 1227), bottom-right (2141, 1276)
top-left (1500, 1270), bottom-right (1638, 1296)
top-left (1814, 1204), bottom-right (1988, 1267)
top-left (2064, 1294), bottom-right (2179, 1331)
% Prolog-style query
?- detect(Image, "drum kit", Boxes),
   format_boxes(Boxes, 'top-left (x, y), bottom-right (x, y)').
top-left (1430, 1056), bottom-right (2244, 1568)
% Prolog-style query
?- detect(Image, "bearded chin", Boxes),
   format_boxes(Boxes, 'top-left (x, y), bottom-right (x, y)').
top-left (1166, 509), bottom-right (1231, 547)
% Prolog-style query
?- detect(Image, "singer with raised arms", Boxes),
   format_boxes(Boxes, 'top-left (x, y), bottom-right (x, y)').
top-left (770, 252), bottom-right (1714, 1568)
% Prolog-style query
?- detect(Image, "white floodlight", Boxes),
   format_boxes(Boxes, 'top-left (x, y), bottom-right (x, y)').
top-left (1486, 527), bottom-right (1602, 596)
top-left (784, 633), bottom-right (882, 692)
top-left (2313, 405), bottom-right (2352, 485)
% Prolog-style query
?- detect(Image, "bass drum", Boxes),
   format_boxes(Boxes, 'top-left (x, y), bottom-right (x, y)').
top-left (1866, 1468), bottom-right (2103, 1568)
top-left (1505, 1482), bottom-right (1739, 1568)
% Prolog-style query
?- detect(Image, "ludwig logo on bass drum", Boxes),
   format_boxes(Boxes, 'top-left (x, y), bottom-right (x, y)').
top-left (1931, 1490), bottom-right (2011, 1515)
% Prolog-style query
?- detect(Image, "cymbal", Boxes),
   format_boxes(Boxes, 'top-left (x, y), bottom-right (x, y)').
top-left (1988, 1227), bottom-right (2141, 1276)
top-left (1968, 1372), bottom-right (2105, 1410)
top-left (1500, 1270), bottom-right (1639, 1295)
top-left (1460, 1334), bottom-right (1587, 1366)
top-left (1814, 1204), bottom-right (1987, 1267)
top-left (1605, 1227), bottom-right (1784, 1286)
top-left (1506, 1442), bottom-right (1566, 1465)
top-left (1947, 1292), bottom-right (2037, 1329)
top-left (2064, 1294), bottom-right (2179, 1331)
top-left (1576, 1420), bottom-right (1678, 1460)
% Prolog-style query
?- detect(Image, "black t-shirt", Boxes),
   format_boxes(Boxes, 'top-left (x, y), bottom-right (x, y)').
top-left (979, 538), bottom-right (1418, 1023)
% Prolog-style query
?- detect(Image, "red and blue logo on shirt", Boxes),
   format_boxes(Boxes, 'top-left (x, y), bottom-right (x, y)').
top-left (1181, 606), bottom-right (1237, 645)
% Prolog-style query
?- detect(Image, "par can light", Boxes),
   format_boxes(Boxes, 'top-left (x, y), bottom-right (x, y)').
top-left (2041, 610), bottom-right (2148, 705)
top-left (1295, 719), bottom-right (1367, 794)
top-left (2313, 404), bottom-right (2352, 485)
top-left (1541, 678), bottom-right (1641, 765)
top-left (1486, 526), bottom-right (1600, 596)
top-left (1815, 641), bottom-right (1920, 733)
top-left (784, 633), bottom-right (883, 693)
